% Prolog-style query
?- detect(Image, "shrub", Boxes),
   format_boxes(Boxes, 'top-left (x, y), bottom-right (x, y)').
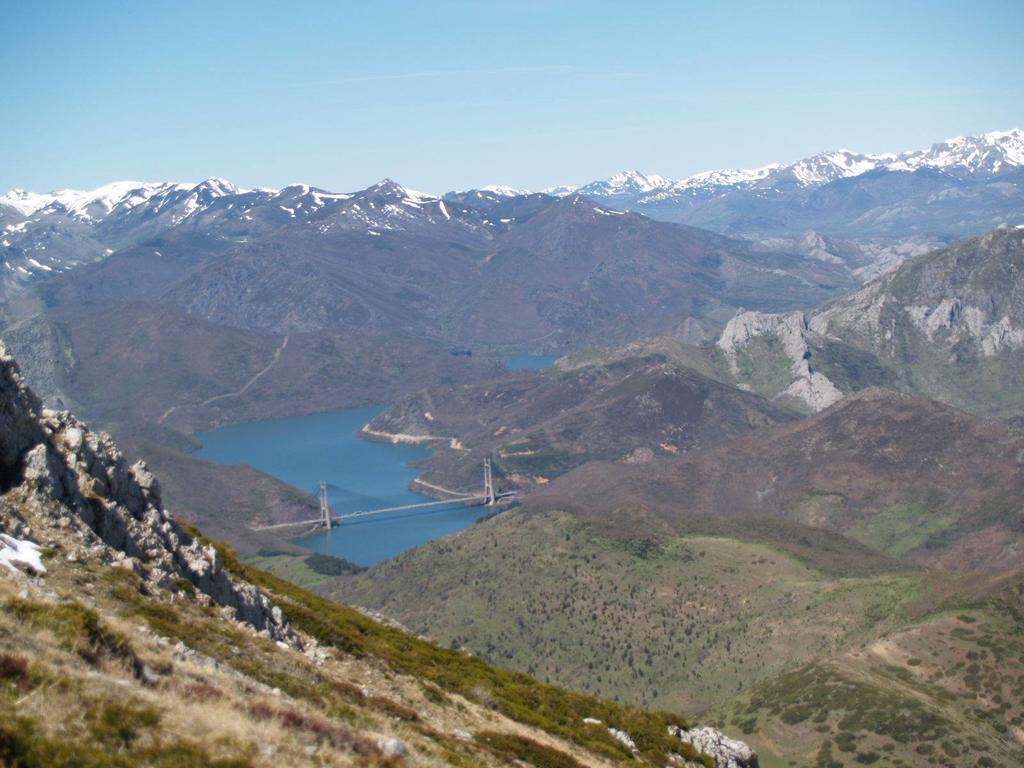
top-left (4, 598), bottom-right (143, 675)
top-left (475, 730), bottom-right (584, 768)
top-left (86, 700), bottom-right (161, 749)
top-left (304, 553), bottom-right (364, 576)
top-left (0, 706), bottom-right (253, 768)
top-left (0, 655), bottom-right (32, 694)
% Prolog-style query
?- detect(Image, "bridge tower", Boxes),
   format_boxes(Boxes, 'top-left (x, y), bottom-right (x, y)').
top-left (483, 458), bottom-right (496, 506)
top-left (319, 480), bottom-right (333, 532)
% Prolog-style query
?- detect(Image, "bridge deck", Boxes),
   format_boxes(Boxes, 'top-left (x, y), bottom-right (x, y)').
top-left (251, 494), bottom-right (496, 532)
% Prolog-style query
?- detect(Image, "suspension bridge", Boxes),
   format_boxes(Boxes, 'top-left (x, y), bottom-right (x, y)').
top-left (251, 457), bottom-right (513, 533)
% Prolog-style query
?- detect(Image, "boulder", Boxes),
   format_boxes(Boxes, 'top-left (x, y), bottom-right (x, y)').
top-left (670, 725), bottom-right (758, 768)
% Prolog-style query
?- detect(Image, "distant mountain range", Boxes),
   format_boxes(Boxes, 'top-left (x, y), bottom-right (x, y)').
top-left (513, 129), bottom-right (1024, 239)
top-left (2, 178), bottom-right (853, 347)
top-left (570, 128), bottom-right (1024, 201)
top-left (3, 129), bottom-right (1021, 284)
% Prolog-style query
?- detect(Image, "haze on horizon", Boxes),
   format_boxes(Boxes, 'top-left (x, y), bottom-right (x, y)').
top-left (3, 0), bottom-right (1023, 194)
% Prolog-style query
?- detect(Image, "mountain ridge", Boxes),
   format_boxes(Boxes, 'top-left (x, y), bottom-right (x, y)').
top-left (7, 128), bottom-right (1019, 221)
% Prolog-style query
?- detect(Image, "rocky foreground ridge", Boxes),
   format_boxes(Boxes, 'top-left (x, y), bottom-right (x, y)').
top-left (0, 339), bottom-right (295, 643)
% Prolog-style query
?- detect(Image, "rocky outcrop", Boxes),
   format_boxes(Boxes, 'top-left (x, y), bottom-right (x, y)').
top-left (0, 339), bottom-right (295, 644)
top-left (810, 226), bottom-right (1024, 358)
top-left (810, 281), bottom-right (1024, 359)
top-left (717, 311), bottom-right (809, 370)
top-left (718, 310), bottom-right (843, 411)
top-left (670, 726), bottom-right (759, 768)
top-left (714, 228), bottom-right (1024, 419)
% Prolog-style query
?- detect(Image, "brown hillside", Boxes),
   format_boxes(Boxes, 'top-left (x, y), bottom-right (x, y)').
top-left (533, 388), bottom-right (1024, 571)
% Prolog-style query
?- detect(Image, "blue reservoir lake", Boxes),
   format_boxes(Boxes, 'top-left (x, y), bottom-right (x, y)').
top-left (195, 406), bottom-right (490, 566)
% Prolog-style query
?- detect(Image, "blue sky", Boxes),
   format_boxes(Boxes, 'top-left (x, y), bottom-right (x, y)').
top-left (3, 0), bottom-right (1022, 193)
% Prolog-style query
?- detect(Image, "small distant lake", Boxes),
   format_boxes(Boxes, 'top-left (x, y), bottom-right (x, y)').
top-left (195, 406), bottom-right (491, 566)
top-left (505, 354), bottom-right (558, 370)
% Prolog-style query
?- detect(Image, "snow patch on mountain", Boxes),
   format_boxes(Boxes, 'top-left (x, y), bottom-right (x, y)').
top-left (579, 128), bottom-right (1024, 206)
top-left (0, 181), bottom-right (195, 220)
top-left (887, 129), bottom-right (1024, 174)
top-left (0, 533), bottom-right (46, 575)
top-left (668, 164), bottom-right (782, 195)
top-left (541, 185), bottom-right (576, 197)
top-left (577, 170), bottom-right (674, 199)
top-left (479, 184), bottom-right (530, 197)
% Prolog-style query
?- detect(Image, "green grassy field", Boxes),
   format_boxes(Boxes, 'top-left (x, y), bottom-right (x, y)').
top-left (328, 510), bottom-right (942, 714)
top-left (732, 335), bottom-right (798, 398)
top-left (846, 502), bottom-right (960, 558)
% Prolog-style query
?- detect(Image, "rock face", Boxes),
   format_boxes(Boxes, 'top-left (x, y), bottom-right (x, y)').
top-left (810, 227), bottom-right (1024, 358)
top-left (0, 339), bottom-right (294, 643)
top-left (717, 227), bottom-right (1024, 417)
top-left (717, 310), bottom-right (843, 411)
top-left (670, 726), bottom-right (759, 768)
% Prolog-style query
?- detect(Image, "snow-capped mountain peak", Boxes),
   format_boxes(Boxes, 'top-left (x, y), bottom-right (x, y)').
top-left (571, 128), bottom-right (1024, 206)
top-left (479, 184), bottom-right (530, 197)
top-left (779, 129), bottom-right (1024, 184)
top-left (190, 177), bottom-right (239, 197)
top-left (885, 128), bottom-right (1024, 175)
top-left (540, 185), bottom-right (576, 197)
top-left (607, 170), bottom-right (673, 191)
top-left (577, 170), bottom-right (674, 199)
top-left (0, 189), bottom-right (59, 217)
top-left (361, 179), bottom-right (437, 203)
top-left (660, 164), bottom-right (783, 198)
top-left (784, 150), bottom-right (883, 186)
top-left (0, 181), bottom-right (194, 220)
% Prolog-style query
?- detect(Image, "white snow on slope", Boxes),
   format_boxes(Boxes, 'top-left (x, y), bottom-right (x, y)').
top-left (0, 534), bottom-right (46, 575)
top-left (785, 150), bottom-right (885, 185)
top-left (0, 181), bottom-right (194, 219)
top-left (577, 170), bottom-right (674, 198)
top-left (887, 128), bottom-right (1024, 173)
top-left (480, 184), bottom-right (530, 197)
top-left (576, 128), bottom-right (1024, 200)
top-left (3, 127), bottom-right (1020, 229)
top-left (646, 163), bottom-right (783, 199)
top-left (541, 185), bottom-right (576, 197)
top-left (398, 185), bottom-right (438, 203)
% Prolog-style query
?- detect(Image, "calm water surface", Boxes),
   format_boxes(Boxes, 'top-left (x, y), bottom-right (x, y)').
top-left (196, 355), bottom-right (557, 566)
top-left (195, 406), bottom-right (489, 566)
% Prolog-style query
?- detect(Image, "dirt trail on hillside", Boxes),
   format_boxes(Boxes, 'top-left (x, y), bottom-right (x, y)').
top-left (157, 335), bottom-right (289, 425)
